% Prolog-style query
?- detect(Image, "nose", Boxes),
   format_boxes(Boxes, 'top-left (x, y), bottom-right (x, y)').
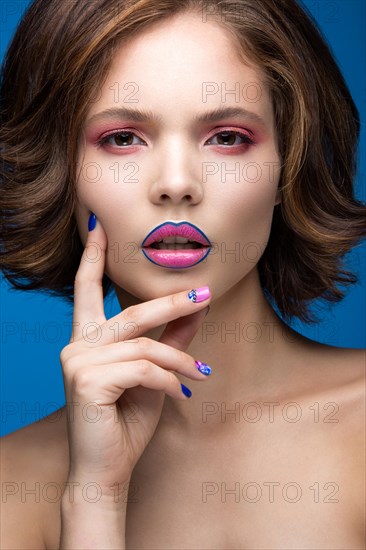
top-left (147, 139), bottom-right (203, 206)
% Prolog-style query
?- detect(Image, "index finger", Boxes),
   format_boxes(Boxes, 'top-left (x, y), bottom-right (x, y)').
top-left (72, 213), bottom-right (107, 341)
top-left (84, 285), bottom-right (212, 347)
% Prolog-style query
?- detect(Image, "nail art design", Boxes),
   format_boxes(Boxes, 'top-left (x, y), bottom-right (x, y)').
top-left (181, 383), bottom-right (192, 398)
top-left (187, 286), bottom-right (210, 303)
top-left (195, 360), bottom-right (212, 376)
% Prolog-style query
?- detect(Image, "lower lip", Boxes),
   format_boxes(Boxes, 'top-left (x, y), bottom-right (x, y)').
top-left (142, 246), bottom-right (211, 268)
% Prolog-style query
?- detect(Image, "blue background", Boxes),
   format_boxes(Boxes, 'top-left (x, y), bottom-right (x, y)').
top-left (1, 0), bottom-right (365, 436)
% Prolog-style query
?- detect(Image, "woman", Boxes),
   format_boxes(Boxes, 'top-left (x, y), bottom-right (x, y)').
top-left (1, 0), bottom-right (365, 548)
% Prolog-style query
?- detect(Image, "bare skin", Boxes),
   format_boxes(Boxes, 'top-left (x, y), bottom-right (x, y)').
top-left (1, 12), bottom-right (365, 550)
top-left (1, 317), bottom-right (365, 549)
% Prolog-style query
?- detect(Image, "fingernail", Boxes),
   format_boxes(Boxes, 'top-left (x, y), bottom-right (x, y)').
top-left (195, 360), bottom-right (212, 376)
top-left (88, 212), bottom-right (97, 231)
top-left (181, 383), bottom-right (192, 398)
top-left (187, 286), bottom-right (210, 303)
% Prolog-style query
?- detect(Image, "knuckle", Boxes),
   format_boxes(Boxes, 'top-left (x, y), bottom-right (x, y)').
top-left (176, 348), bottom-right (189, 364)
top-left (60, 344), bottom-right (72, 364)
top-left (72, 368), bottom-right (94, 396)
top-left (60, 345), bottom-right (80, 376)
top-left (74, 277), bottom-right (99, 293)
top-left (123, 304), bottom-right (140, 325)
top-left (74, 273), bottom-right (85, 288)
top-left (167, 370), bottom-right (179, 394)
top-left (170, 292), bottom-right (181, 309)
top-left (136, 336), bottom-right (152, 353)
top-left (62, 354), bottom-right (80, 374)
top-left (60, 344), bottom-right (80, 378)
top-left (137, 359), bottom-right (151, 377)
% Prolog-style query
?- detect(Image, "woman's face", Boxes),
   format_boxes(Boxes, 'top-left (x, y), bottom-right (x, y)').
top-left (75, 12), bottom-right (281, 303)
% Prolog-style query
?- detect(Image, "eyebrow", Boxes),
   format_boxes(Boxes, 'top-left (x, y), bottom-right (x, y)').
top-left (85, 106), bottom-right (267, 128)
top-left (194, 106), bottom-right (266, 127)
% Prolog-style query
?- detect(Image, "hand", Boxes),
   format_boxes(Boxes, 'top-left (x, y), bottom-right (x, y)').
top-left (60, 217), bottom-right (212, 501)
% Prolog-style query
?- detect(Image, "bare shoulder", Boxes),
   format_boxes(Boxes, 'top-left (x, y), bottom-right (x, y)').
top-left (300, 339), bottom-right (365, 412)
top-left (320, 344), bottom-right (365, 370)
top-left (291, 330), bottom-right (365, 393)
top-left (326, 345), bottom-right (366, 431)
top-left (288, 334), bottom-right (365, 455)
top-left (327, 346), bottom-right (366, 531)
top-left (1, 406), bottom-right (69, 549)
top-left (318, 343), bottom-right (365, 395)
top-left (291, 339), bottom-right (365, 533)
top-left (328, 345), bottom-right (366, 434)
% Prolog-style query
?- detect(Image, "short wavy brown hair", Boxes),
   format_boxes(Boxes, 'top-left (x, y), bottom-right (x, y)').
top-left (1, 0), bottom-right (365, 324)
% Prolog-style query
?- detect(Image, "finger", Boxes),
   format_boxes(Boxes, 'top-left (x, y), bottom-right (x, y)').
top-left (72, 214), bottom-right (108, 341)
top-left (73, 360), bottom-right (191, 402)
top-left (82, 286), bottom-right (212, 347)
top-left (68, 336), bottom-right (211, 380)
top-left (158, 306), bottom-right (209, 351)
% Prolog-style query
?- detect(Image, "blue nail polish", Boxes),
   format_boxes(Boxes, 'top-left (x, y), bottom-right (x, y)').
top-left (88, 213), bottom-right (97, 231)
top-left (195, 360), bottom-right (212, 376)
top-left (181, 383), bottom-right (192, 398)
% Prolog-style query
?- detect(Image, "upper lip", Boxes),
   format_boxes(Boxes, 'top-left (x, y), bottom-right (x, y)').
top-left (141, 221), bottom-right (211, 247)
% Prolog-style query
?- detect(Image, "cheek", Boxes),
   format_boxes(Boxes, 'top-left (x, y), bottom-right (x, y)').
top-left (75, 164), bottom-right (120, 227)
top-left (74, 151), bottom-right (116, 245)
top-left (218, 158), bottom-right (280, 215)
top-left (75, 161), bottom-right (142, 255)
top-left (215, 157), bottom-right (280, 248)
top-left (76, 148), bottom-right (142, 210)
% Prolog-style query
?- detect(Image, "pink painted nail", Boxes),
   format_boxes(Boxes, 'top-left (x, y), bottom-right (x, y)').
top-left (187, 286), bottom-right (211, 303)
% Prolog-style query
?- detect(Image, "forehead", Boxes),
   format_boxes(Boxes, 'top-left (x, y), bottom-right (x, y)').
top-left (86, 12), bottom-right (273, 127)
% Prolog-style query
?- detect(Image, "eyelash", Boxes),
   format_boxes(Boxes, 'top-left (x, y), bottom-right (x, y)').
top-left (96, 129), bottom-right (255, 149)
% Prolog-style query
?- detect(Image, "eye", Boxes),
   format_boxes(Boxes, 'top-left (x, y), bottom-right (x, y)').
top-left (206, 130), bottom-right (255, 147)
top-left (96, 131), bottom-right (146, 149)
top-left (95, 128), bottom-right (255, 150)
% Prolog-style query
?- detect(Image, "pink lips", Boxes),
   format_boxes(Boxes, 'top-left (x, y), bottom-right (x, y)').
top-left (141, 222), bottom-right (211, 248)
top-left (141, 221), bottom-right (211, 268)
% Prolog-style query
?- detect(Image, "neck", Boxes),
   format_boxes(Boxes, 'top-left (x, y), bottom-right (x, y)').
top-left (113, 268), bottom-right (305, 435)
